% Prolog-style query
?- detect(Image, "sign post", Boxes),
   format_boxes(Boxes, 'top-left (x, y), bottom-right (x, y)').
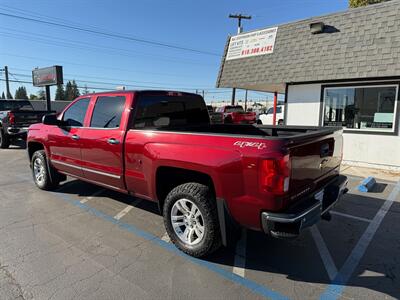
top-left (32, 66), bottom-right (63, 111)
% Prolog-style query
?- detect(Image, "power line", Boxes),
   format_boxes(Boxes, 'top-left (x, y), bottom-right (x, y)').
top-left (0, 4), bottom-right (114, 33)
top-left (0, 52), bottom-right (198, 79)
top-left (10, 71), bottom-right (229, 92)
top-left (0, 11), bottom-right (220, 57)
top-left (0, 27), bottom-right (217, 66)
top-left (2, 75), bottom-right (231, 94)
top-left (1, 78), bottom-right (119, 92)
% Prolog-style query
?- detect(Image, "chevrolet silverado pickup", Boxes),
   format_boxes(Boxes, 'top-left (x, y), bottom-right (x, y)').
top-left (27, 90), bottom-right (347, 257)
top-left (215, 105), bottom-right (256, 124)
top-left (0, 100), bottom-right (52, 148)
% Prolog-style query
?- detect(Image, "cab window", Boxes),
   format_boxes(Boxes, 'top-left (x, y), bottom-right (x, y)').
top-left (90, 96), bottom-right (125, 128)
top-left (62, 98), bottom-right (90, 127)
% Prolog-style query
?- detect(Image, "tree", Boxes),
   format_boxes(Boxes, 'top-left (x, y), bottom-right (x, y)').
top-left (29, 94), bottom-right (38, 100)
top-left (349, 0), bottom-right (390, 7)
top-left (65, 80), bottom-right (80, 101)
top-left (64, 81), bottom-right (72, 101)
top-left (14, 86), bottom-right (28, 100)
top-left (0, 92), bottom-right (4, 99)
top-left (71, 80), bottom-right (81, 99)
top-left (55, 84), bottom-right (65, 100)
top-left (37, 89), bottom-right (45, 100)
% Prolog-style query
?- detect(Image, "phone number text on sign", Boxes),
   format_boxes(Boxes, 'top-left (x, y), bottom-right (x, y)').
top-left (225, 27), bottom-right (278, 61)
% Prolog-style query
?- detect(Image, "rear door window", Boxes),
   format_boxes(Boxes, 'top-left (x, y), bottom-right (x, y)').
top-left (90, 96), bottom-right (125, 128)
top-left (62, 98), bottom-right (90, 127)
top-left (133, 93), bottom-right (209, 129)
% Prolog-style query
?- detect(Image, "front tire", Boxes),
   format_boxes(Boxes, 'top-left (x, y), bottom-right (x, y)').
top-left (163, 183), bottom-right (221, 257)
top-left (0, 129), bottom-right (10, 149)
top-left (31, 150), bottom-right (60, 190)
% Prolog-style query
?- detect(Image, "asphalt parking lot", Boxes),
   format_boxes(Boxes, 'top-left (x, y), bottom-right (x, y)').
top-left (0, 145), bottom-right (399, 300)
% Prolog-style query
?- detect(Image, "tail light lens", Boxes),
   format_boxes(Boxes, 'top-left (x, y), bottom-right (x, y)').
top-left (8, 112), bottom-right (15, 125)
top-left (260, 155), bottom-right (291, 195)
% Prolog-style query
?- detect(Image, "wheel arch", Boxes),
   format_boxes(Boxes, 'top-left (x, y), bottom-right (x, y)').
top-left (155, 166), bottom-right (217, 213)
top-left (27, 141), bottom-right (45, 161)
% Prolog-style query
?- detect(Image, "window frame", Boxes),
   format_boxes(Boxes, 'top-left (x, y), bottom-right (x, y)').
top-left (61, 97), bottom-right (91, 128)
top-left (320, 82), bottom-right (400, 136)
top-left (89, 95), bottom-right (126, 129)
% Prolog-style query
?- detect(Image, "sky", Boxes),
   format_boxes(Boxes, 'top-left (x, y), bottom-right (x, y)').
top-left (0, 0), bottom-right (348, 103)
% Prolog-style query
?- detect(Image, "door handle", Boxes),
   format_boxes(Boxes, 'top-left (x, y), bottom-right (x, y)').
top-left (71, 134), bottom-right (80, 140)
top-left (107, 138), bottom-right (120, 145)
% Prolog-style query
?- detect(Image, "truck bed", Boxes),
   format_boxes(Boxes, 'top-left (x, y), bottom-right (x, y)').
top-left (154, 123), bottom-right (342, 140)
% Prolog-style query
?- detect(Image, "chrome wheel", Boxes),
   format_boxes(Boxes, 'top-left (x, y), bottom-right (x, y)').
top-left (171, 199), bottom-right (205, 246)
top-left (33, 157), bottom-right (45, 184)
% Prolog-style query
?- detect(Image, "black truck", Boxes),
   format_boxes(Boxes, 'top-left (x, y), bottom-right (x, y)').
top-left (0, 100), bottom-right (52, 148)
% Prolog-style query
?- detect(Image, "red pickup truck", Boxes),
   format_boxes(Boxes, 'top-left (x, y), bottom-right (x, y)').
top-left (215, 105), bottom-right (256, 124)
top-left (27, 90), bottom-right (347, 257)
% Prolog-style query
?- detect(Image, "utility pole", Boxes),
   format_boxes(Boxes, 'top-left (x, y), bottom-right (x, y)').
top-left (229, 14), bottom-right (251, 105)
top-left (229, 14), bottom-right (252, 34)
top-left (2, 66), bottom-right (11, 99)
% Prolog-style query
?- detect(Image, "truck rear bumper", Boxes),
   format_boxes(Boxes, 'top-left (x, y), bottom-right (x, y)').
top-left (261, 175), bottom-right (348, 238)
top-left (7, 127), bottom-right (29, 135)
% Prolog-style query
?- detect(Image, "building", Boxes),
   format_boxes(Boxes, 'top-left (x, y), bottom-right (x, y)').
top-left (216, 0), bottom-right (400, 171)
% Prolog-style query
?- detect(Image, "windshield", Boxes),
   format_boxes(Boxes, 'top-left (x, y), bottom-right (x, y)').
top-left (225, 105), bottom-right (244, 113)
top-left (0, 101), bottom-right (33, 111)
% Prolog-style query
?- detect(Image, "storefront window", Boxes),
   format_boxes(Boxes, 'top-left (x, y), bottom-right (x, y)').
top-left (323, 85), bottom-right (398, 132)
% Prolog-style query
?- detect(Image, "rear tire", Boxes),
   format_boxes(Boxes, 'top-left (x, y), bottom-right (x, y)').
top-left (0, 129), bottom-right (10, 149)
top-left (163, 183), bottom-right (221, 257)
top-left (31, 150), bottom-right (60, 190)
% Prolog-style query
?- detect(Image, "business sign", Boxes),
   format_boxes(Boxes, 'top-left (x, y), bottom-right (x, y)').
top-left (32, 66), bottom-right (63, 87)
top-left (225, 27), bottom-right (278, 61)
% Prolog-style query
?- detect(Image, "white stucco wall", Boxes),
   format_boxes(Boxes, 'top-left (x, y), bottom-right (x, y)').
top-left (286, 84), bottom-right (321, 126)
top-left (342, 133), bottom-right (400, 170)
top-left (286, 82), bottom-right (400, 170)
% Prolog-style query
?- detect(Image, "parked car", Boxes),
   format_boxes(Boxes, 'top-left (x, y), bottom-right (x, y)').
top-left (0, 100), bottom-right (53, 148)
top-left (27, 90), bottom-right (347, 257)
top-left (215, 105), bottom-right (256, 124)
top-left (207, 105), bottom-right (223, 124)
top-left (258, 105), bottom-right (285, 125)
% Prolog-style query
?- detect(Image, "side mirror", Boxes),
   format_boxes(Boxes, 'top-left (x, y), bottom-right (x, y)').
top-left (42, 114), bottom-right (61, 126)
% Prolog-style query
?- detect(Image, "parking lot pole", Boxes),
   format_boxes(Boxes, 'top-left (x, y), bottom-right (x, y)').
top-left (231, 88), bottom-right (236, 105)
top-left (45, 85), bottom-right (51, 111)
top-left (244, 89), bottom-right (248, 111)
top-left (273, 91), bottom-right (277, 125)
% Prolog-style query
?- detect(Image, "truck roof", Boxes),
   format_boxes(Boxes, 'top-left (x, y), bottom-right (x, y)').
top-left (81, 90), bottom-right (200, 97)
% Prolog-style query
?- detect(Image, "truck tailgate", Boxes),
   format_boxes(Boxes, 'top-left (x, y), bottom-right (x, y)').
top-left (288, 131), bottom-right (343, 204)
top-left (13, 111), bottom-right (51, 127)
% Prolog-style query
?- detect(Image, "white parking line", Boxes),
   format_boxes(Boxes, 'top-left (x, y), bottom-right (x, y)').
top-left (330, 211), bottom-right (372, 223)
top-left (331, 179), bottom-right (400, 285)
top-left (232, 229), bottom-right (247, 278)
top-left (310, 226), bottom-right (338, 280)
top-left (161, 232), bottom-right (171, 243)
top-left (114, 205), bottom-right (134, 220)
top-left (80, 189), bottom-right (105, 203)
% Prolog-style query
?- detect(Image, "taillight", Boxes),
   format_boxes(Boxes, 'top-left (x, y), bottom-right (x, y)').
top-left (8, 112), bottom-right (15, 125)
top-left (260, 154), bottom-right (291, 195)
